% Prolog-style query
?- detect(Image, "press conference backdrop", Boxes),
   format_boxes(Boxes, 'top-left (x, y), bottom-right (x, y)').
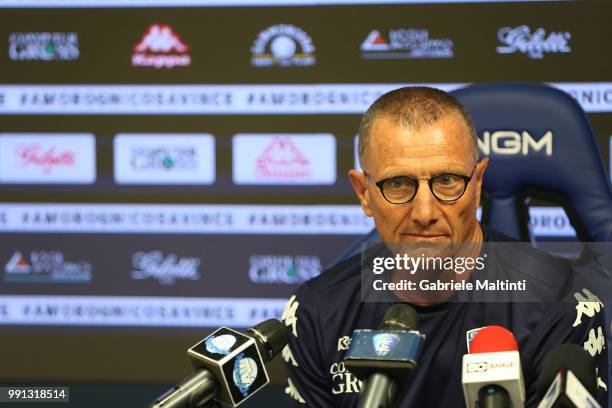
top-left (0, 0), bottom-right (610, 386)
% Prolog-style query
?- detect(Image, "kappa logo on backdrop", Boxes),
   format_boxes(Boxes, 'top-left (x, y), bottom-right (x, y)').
top-left (256, 137), bottom-right (311, 180)
top-left (232, 133), bottom-right (336, 185)
top-left (251, 24), bottom-right (315, 67)
top-left (132, 24), bottom-right (191, 69)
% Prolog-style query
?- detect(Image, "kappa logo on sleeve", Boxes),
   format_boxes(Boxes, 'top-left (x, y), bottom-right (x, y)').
top-left (597, 377), bottom-right (608, 391)
top-left (572, 288), bottom-right (604, 327)
top-left (583, 326), bottom-right (606, 357)
top-left (282, 345), bottom-right (298, 367)
top-left (285, 378), bottom-right (305, 404)
top-left (282, 295), bottom-right (299, 337)
top-left (596, 367), bottom-right (608, 391)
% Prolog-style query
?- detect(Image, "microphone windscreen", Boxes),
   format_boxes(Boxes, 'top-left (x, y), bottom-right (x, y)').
top-left (247, 319), bottom-right (288, 361)
top-left (380, 303), bottom-right (418, 331)
top-left (470, 325), bottom-right (518, 353)
top-left (536, 343), bottom-right (597, 400)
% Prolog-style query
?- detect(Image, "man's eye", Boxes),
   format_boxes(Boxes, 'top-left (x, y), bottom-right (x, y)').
top-left (438, 175), bottom-right (459, 185)
top-left (387, 177), bottom-right (410, 189)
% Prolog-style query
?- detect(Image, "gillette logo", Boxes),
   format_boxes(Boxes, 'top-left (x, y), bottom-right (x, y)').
top-left (372, 333), bottom-right (400, 357)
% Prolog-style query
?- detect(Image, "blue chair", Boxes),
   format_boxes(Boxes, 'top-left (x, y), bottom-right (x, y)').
top-left (453, 83), bottom-right (612, 243)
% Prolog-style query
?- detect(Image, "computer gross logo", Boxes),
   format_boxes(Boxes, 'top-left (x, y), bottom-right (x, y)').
top-left (114, 134), bottom-right (215, 185)
top-left (132, 24), bottom-right (191, 69)
top-left (9, 32), bottom-right (79, 61)
top-left (250, 24), bottom-right (315, 67)
top-left (248, 255), bottom-right (322, 284)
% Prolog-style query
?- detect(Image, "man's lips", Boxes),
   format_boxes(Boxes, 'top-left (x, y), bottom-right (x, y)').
top-left (404, 233), bottom-right (448, 238)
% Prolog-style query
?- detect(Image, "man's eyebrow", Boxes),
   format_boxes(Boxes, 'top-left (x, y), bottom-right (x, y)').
top-left (380, 166), bottom-right (470, 179)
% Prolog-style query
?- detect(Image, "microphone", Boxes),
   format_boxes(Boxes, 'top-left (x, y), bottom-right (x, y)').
top-left (146, 319), bottom-right (288, 408)
top-left (462, 325), bottom-right (525, 408)
top-left (536, 344), bottom-right (600, 408)
top-left (343, 303), bottom-right (426, 408)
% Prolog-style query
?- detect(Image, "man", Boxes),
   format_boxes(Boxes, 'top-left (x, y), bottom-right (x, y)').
top-left (282, 87), bottom-right (608, 406)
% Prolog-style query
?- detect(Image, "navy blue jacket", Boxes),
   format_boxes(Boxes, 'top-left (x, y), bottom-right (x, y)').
top-left (282, 226), bottom-right (608, 407)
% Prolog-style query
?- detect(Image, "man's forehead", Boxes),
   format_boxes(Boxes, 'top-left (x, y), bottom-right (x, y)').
top-left (364, 114), bottom-right (475, 173)
top-left (369, 114), bottom-right (471, 151)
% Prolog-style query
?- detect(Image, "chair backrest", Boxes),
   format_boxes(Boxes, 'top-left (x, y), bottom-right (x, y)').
top-left (453, 83), bottom-right (612, 242)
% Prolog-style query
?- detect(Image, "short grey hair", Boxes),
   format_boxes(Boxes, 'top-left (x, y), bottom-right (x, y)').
top-left (358, 86), bottom-right (479, 169)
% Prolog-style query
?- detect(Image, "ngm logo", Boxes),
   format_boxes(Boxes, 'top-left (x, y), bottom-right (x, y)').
top-left (478, 130), bottom-right (553, 156)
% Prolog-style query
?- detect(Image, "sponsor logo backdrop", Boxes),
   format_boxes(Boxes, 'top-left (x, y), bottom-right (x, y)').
top-left (0, 1), bottom-right (609, 330)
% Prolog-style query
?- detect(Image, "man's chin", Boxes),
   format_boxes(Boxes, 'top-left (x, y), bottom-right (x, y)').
top-left (401, 234), bottom-right (450, 244)
top-left (390, 236), bottom-right (453, 258)
top-left (398, 235), bottom-right (452, 250)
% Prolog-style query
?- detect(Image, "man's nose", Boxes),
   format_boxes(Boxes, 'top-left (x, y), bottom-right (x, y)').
top-left (409, 182), bottom-right (440, 227)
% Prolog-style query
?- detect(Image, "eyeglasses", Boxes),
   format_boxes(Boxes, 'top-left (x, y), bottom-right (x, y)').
top-left (363, 163), bottom-right (478, 204)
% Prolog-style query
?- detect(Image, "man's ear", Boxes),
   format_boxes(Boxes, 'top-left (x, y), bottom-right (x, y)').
top-left (473, 157), bottom-right (489, 205)
top-left (348, 169), bottom-right (373, 217)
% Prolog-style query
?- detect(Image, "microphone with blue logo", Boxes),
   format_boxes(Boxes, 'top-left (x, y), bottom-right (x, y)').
top-left (343, 304), bottom-right (426, 408)
top-left (146, 319), bottom-right (288, 408)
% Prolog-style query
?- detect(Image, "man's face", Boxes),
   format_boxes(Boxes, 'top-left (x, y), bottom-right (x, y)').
top-left (349, 113), bottom-right (488, 248)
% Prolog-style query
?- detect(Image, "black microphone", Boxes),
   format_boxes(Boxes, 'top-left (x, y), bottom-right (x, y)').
top-left (146, 319), bottom-right (288, 408)
top-left (343, 304), bottom-right (425, 408)
top-left (536, 344), bottom-right (600, 408)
